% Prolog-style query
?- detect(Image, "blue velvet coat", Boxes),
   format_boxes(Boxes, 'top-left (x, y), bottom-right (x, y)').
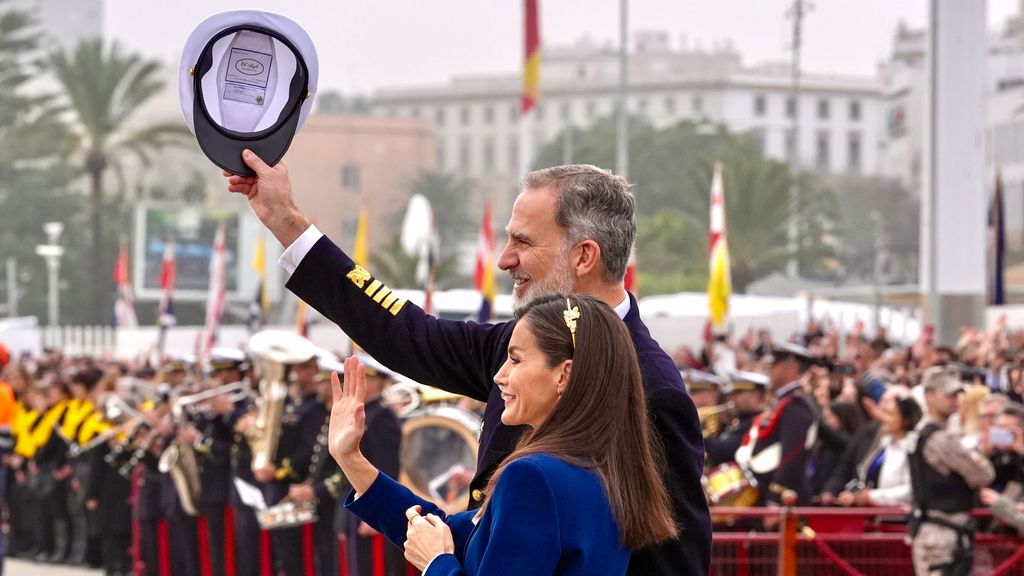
top-left (346, 453), bottom-right (629, 576)
top-left (287, 235), bottom-right (711, 575)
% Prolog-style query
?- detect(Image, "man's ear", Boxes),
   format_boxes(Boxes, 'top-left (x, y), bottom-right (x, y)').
top-left (572, 240), bottom-right (602, 277)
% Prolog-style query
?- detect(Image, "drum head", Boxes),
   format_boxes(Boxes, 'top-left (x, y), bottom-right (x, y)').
top-left (399, 407), bottom-right (480, 512)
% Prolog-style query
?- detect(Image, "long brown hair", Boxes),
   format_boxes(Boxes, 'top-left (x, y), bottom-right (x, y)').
top-left (482, 293), bottom-right (677, 549)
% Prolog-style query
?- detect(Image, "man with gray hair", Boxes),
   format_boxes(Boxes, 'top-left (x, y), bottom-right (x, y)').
top-left (909, 366), bottom-right (995, 576)
top-left (225, 153), bottom-right (710, 575)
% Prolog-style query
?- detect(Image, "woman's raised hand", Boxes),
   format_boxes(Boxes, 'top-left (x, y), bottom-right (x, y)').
top-left (328, 356), bottom-right (368, 462)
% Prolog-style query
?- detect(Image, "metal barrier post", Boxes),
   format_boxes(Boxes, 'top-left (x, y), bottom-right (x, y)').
top-left (778, 490), bottom-right (798, 576)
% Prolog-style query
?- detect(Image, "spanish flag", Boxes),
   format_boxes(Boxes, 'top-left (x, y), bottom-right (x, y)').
top-left (475, 202), bottom-right (497, 322)
top-left (521, 0), bottom-right (540, 115)
top-left (707, 162), bottom-right (732, 331)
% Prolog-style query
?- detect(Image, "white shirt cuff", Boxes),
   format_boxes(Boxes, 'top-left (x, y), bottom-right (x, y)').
top-left (277, 224), bottom-right (324, 276)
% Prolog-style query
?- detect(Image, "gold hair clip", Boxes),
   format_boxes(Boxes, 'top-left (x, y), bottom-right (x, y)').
top-left (563, 298), bottom-right (581, 348)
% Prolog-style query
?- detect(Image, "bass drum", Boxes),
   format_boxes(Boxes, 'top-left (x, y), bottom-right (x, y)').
top-left (398, 405), bottom-right (482, 513)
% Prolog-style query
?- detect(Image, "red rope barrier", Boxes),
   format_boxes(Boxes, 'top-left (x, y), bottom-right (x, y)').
top-left (989, 540), bottom-right (1024, 576)
top-left (808, 536), bottom-right (873, 576)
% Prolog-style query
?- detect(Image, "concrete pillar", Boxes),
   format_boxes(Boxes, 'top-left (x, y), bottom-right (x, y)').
top-left (921, 0), bottom-right (988, 346)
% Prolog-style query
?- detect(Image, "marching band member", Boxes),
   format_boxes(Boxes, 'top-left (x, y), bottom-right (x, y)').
top-left (705, 372), bottom-right (768, 468)
top-left (735, 342), bottom-right (818, 506)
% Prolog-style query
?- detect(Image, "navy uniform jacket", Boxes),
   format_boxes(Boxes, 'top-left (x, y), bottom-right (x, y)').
top-left (742, 383), bottom-right (817, 506)
top-left (705, 409), bottom-right (760, 468)
top-left (287, 236), bottom-right (711, 575)
top-left (347, 453), bottom-right (629, 576)
top-left (194, 412), bottom-right (234, 507)
top-left (263, 392), bottom-right (328, 505)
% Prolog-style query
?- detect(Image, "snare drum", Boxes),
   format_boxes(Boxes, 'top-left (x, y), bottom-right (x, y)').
top-left (702, 462), bottom-right (759, 507)
top-left (256, 500), bottom-right (318, 530)
top-left (398, 405), bottom-right (482, 512)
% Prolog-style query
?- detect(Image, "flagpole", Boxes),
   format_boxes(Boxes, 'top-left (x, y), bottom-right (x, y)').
top-left (616, 0), bottom-right (629, 178)
top-left (520, 0), bottom-right (540, 178)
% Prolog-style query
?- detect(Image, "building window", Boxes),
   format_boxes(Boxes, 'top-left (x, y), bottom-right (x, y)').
top-left (483, 106), bottom-right (494, 125)
top-left (786, 97), bottom-right (796, 119)
top-left (693, 95), bottom-right (703, 113)
top-left (437, 143), bottom-right (446, 170)
top-left (483, 136), bottom-right (495, 173)
top-left (535, 104), bottom-right (544, 121)
top-left (637, 97), bottom-right (648, 114)
top-left (410, 107), bottom-right (420, 119)
top-left (560, 101), bottom-right (571, 121)
top-left (341, 164), bottom-right (361, 191)
top-left (817, 98), bottom-right (830, 120)
top-left (816, 130), bottom-right (830, 171)
top-left (436, 108), bottom-right (446, 126)
top-left (665, 96), bottom-right (675, 115)
top-left (849, 100), bottom-right (861, 122)
top-left (510, 104), bottom-right (518, 123)
top-left (459, 136), bottom-right (471, 171)
top-left (754, 95), bottom-right (766, 117)
top-left (847, 131), bottom-right (862, 172)
top-left (586, 100), bottom-right (597, 118)
top-left (461, 106), bottom-right (471, 126)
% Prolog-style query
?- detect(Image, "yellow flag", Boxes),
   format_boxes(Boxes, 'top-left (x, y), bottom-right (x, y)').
top-left (252, 233), bottom-right (268, 312)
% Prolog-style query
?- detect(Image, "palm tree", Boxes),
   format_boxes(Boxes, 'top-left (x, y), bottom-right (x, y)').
top-left (49, 39), bottom-right (189, 322)
top-left (684, 134), bottom-right (837, 293)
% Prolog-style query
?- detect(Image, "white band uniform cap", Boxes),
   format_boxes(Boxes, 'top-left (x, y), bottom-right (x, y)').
top-left (179, 10), bottom-right (318, 176)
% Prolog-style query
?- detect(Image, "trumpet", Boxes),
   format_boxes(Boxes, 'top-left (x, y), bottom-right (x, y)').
top-left (698, 402), bottom-right (736, 438)
top-left (171, 380), bottom-right (253, 419)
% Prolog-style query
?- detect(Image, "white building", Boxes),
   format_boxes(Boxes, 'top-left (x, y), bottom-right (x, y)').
top-left (881, 13), bottom-right (1024, 247)
top-left (368, 31), bottom-right (886, 213)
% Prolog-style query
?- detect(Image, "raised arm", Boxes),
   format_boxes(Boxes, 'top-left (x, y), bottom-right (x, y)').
top-left (226, 150), bottom-right (509, 402)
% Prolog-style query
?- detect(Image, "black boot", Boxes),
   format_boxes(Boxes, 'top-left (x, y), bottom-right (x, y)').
top-left (46, 518), bottom-right (69, 563)
top-left (65, 513), bottom-right (88, 565)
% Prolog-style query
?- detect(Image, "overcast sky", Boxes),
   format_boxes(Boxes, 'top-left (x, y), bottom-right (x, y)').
top-left (105, 0), bottom-right (1020, 94)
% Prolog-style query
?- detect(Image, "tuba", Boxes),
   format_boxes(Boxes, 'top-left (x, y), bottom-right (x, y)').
top-left (246, 330), bottom-right (317, 473)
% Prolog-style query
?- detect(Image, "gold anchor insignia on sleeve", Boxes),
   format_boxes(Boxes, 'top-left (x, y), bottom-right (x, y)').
top-left (346, 265), bottom-right (372, 289)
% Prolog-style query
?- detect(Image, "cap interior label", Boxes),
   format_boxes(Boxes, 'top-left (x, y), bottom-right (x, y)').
top-left (224, 47), bottom-right (273, 107)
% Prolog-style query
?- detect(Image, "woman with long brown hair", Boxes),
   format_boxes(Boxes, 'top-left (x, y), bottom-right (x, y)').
top-left (329, 294), bottom-right (676, 575)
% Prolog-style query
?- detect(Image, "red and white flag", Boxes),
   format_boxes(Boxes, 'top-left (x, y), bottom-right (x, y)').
top-left (112, 240), bottom-right (138, 328)
top-left (201, 223), bottom-right (226, 360)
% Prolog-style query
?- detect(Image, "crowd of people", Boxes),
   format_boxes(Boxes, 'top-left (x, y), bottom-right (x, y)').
top-left (680, 317), bottom-right (1024, 573)
top-left (0, 340), bottom-right (421, 576)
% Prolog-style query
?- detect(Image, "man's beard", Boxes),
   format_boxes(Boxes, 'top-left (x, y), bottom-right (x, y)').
top-left (511, 253), bottom-right (576, 316)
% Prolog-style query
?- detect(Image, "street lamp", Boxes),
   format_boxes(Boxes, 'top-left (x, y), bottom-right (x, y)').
top-left (35, 221), bottom-right (64, 327)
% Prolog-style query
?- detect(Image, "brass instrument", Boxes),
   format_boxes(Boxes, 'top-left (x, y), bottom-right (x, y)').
top-left (159, 440), bottom-right (201, 516)
top-left (98, 395), bottom-right (150, 468)
top-left (245, 330), bottom-right (317, 473)
top-left (171, 380), bottom-right (253, 419)
top-left (698, 402), bottom-right (735, 438)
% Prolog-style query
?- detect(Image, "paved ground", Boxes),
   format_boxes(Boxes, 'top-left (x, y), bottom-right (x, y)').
top-left (5, 559), bottom-right (102, 575)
